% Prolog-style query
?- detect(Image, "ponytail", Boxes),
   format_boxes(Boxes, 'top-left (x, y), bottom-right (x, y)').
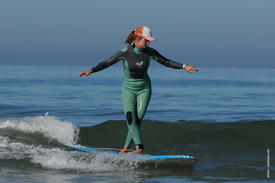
top-left (124, 30), bottom-right (136, 44)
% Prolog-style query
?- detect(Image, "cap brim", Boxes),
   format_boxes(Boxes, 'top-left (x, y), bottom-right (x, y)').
top-left (144, 36), bottom-right (156, 41)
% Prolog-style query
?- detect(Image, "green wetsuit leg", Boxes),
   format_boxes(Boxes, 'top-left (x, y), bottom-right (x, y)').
top-left (122, 88), bottom-right (138, 147)
top-left (122, 87), bottom-right (151, 148)
top-left (136, 88), bottom-right (151, 122)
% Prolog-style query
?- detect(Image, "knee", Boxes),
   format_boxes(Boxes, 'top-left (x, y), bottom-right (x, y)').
top-left (126, 111), bottom-right (132, 125)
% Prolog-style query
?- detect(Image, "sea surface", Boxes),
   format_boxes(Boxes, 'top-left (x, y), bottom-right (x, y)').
top-left (0, 65), bottom-right (274, 183)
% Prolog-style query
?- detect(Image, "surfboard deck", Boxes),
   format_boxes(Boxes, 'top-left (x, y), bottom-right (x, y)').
top-left (67, 144), bottom-right (197, 166)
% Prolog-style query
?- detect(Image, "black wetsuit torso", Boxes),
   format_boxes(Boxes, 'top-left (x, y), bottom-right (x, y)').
top-left (91, 44), bottom-right (184, 79)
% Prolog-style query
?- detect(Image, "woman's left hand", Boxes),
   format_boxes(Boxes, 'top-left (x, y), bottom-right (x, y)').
top-left (184, 65), bottom-right (199, 73)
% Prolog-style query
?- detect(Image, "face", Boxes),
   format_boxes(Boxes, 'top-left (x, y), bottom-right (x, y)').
top-left (135, 37), bottom-right (150, 49)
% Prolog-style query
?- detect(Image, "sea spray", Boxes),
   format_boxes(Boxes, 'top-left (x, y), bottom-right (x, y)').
top-left (0, 113), bottom-right (79, 145)
top-left (0, 114), bottom-right (142, 172)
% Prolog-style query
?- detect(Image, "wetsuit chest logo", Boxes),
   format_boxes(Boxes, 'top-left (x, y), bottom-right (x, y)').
top-left (136, 61), bottom-right (144, 67)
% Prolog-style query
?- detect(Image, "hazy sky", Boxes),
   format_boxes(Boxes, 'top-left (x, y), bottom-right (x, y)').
top-left (0, 0), bottom-right (274, 68)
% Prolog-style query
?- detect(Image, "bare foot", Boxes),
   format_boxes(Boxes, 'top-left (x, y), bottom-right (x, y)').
top-left (119, 149), bottom-right (128, 154)
top-left (127, 148), bottom-right (144, 154)
top-left (119, 146), bottom-right (129, 154)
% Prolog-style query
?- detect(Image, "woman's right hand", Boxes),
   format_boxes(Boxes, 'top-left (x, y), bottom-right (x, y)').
top-left (78, 70), bottom-right (93, 78)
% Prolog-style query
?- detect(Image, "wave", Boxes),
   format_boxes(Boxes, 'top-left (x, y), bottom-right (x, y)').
top-left (0, 114), bottom-right (150, 172)
top-left (79, 119), bottom-right (275, 150)
top-left (0, 113), bottom-right (78, 145)
top-left (1, 115), bottom-right (274, 172)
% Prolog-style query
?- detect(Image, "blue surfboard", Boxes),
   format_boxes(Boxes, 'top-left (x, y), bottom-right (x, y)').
top-left (67, 144), bottom-right (197, 165)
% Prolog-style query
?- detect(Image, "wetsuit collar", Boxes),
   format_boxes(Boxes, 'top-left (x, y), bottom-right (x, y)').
top-left (132, 45), bottom-right (144, 54)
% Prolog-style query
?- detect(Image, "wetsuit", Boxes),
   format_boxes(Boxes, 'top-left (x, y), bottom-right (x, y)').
top-left (91, 44), bottom-right (185, 149)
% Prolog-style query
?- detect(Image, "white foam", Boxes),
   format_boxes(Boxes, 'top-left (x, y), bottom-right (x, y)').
top-left (33, 150), bottom-right (142, 172)
top-left (0, 115), bottom-right (142, 172)
top-left (0, 113), bottom-right (78, 145)
top-left (0, 135), bottom-right (141, 172)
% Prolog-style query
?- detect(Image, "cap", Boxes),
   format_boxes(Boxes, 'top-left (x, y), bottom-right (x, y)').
top-left (134, 26), bottom-right (155, 41)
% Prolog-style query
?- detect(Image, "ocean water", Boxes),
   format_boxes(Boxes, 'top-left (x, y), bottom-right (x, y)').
top-left (0, 65), bottom-right (274, 182)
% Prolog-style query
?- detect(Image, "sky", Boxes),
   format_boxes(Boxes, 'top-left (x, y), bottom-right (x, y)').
top-left (0, 0), bottom-right (274, 68)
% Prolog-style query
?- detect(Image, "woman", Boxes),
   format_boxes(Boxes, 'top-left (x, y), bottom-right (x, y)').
top-left (79, 26), bottom-right (198, 154)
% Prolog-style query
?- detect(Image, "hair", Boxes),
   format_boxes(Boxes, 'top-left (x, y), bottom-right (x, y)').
top-left (124, 30), bottom-right (135, 44)
top-left (124, 30), bottom-right (143, 44)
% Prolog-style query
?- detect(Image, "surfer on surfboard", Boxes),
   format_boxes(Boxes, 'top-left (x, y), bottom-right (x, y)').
top-left (79, 26), bottom-right (198, 154)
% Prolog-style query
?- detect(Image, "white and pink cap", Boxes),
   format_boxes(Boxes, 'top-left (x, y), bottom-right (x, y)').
top-left (134, 26), bottom-right (156, 41)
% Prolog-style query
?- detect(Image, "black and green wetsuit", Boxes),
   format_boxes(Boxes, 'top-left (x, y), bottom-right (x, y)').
top-left (91, 44), bottom-right (185, 149)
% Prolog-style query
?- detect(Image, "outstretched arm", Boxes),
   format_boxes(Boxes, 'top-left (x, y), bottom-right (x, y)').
top-left (79, 49), bottom-right (125, 78)
top-left (149, 48), bottom-right (198, 73)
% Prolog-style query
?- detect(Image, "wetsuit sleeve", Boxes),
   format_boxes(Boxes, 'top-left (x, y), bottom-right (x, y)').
top-left (149, 48), bottom-right (184, 69)
top-left (91, 49), bottom-right (125, 73)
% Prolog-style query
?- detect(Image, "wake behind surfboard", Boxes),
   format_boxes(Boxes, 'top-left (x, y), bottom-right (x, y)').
top-left (67, 144), bottom-right (197, 167)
